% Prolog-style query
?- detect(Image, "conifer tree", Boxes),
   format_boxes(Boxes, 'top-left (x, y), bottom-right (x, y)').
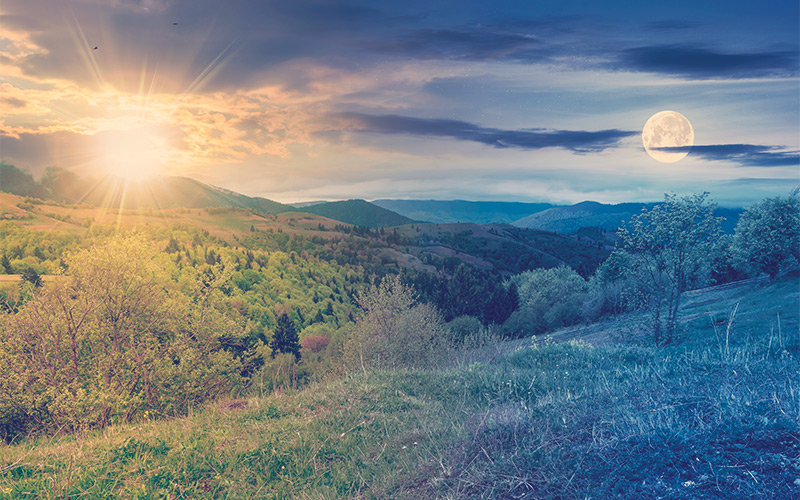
top-left (0, 254), bottom-right (11, 274)
top-left (270, 313), bottom-right (301, 360)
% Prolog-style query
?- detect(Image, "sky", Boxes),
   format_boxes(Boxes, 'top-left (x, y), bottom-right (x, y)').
top-left (1, 0), bottom-right (798, 206)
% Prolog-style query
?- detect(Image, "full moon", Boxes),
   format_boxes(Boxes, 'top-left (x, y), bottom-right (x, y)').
top-left (642, 110), bottom-right (694, 163)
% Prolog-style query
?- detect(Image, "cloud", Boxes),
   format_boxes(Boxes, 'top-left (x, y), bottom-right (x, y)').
top-left (617, 45), bottom-right (799, 79)
top-left (371, 28), bottom-right (550, 62)
top-left (329, 112), bottom-right (636, 153)
top-left (654, 144), bottom-right (799, 167)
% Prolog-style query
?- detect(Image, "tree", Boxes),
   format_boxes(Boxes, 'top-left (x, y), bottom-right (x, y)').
top-left (270, 313), bottom-right (301, 361)
top-left (506, 266), bottom-right (587, 335)
top-left (346, 275), bottom-right (450, 372)
top-left (0, 234), bottom-right (242, 436)
top-left (733, 192), bottom-right (800, 279)
top-left (0, 254), bottom-right (11, 274)
top-left (20, 267), bottom-right (42, 288)
top-left (618, 192), bottom-right (724, 346)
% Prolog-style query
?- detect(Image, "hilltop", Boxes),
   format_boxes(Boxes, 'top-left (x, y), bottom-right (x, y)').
top-left (299, 199), bottom-right (414, 228)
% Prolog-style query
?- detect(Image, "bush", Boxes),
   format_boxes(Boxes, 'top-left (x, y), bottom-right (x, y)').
top-left (301, 334), bottom-right (329, 353)
top-left (0, 235), bottom-right (244, 438)
top-left (733, 192), bottom-right (800, 279)
top-left (345, 275), bottom-right (451, 372)
top-left (508, 266), bottom-right (588, 335)
top-left (446, 315), bottom-right (485, 345)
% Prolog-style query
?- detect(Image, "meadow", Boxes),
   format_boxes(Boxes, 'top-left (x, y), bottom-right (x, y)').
top-left (1, 271), bottom-right (796, 499)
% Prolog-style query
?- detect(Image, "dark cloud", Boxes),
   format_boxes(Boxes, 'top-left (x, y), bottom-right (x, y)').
top-left (371, 28), bottom-right (550, 62)
top-left (655, 144), bottom-right (800, 167)
top-left (617, 45), bottom-right (799, 79)
top-left (2, 97), bottom-right (26, 108)
top-left (330, 112), bottom-right (636, 153)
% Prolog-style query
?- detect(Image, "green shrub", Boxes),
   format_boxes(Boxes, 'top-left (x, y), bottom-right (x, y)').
top-left (507, 266), bottom-right (588, 335)
top-left (0, 235), bottom-right (244, 438)
top-left (733, 192), bottom-right (800, 278)
top-left (345, 275), bottom-right (452, 372)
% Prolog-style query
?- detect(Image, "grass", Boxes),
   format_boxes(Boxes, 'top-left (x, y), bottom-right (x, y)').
top-left (1, 274), bottom-right (798, 499)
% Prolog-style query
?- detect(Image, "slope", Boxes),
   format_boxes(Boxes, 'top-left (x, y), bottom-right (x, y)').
top-left (371, 199), bottom-right (557, 224)
top-left (513, 200), bottom-right (742, 234)
top-left (2, 272), bottom-right (796, 499)
top-left (300, 199), bottom-right (414, 227)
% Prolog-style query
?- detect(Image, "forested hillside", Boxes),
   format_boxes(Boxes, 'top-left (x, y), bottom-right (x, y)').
top-left (0, 187), bottom-right (797, 499)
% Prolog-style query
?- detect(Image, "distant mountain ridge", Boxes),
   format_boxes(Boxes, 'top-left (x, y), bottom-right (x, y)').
top-left (300, 199), bottom-right (414, 227)
top-left (0, 163), bottom-right (744, 232)
top-left (513, 200), bottom-right (743, 234)
top-left (0, 163), bottom-right (412, 228)
top-left (371, 199), bottom-right (557, 224)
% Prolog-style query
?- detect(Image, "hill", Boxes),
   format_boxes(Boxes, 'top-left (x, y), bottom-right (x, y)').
top-left (2, 271), bottom-right (796, 499)
top-left (299, 199), bottom-right (414, 227)
top-left (372, 199), bottom-right (557, 224)
top-left (0, 163), bottom-right (294, 213)
top-left (513, 200), bottom-right (742, 234)
top-left (393, 222), bottom-right (612, 277)
top-left (77, 176), bottom-right (294, 213)
top-left (0, 162), bottom-right (47, 198)
top-left (0, 164), bottom-right (417, 227)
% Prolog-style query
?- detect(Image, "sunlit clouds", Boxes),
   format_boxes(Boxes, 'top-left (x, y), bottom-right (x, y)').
top-left (1, 0), bottom-right (798, 206)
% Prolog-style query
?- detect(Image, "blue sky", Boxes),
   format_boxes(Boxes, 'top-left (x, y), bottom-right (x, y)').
top-left (1, 0), bottom-right (798, 206)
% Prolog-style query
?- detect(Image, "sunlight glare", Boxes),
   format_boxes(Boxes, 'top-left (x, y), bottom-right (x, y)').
top-left (92, 120), bottom-right (170, 180)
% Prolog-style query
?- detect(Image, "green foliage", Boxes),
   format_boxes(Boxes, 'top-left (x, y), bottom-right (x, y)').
top-left (618, 192), bottom-right (724, 346)
top-left (0, 235), bottom-right (244, 438)
top-left (0, 256), bottom-right (796, 499)
top-left (402, 265), bottom-right (518, 326)
top-left (733, 192), bottom-right (800, 278)
top-left (19, 267), bottom-right (42, 288)
top-left (270, 313), bottom-right (301, 361)
top-left (0, 254), bottom-right (11, 274)
top-left (506, 266), bottom-right (588, 336)
top-left (345, 275), bottom-right (452, 371)
top-left (583, 250), bottom-right (635, 319)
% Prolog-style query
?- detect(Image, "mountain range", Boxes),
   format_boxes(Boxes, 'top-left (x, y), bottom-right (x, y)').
top-left (0, 163), bottom-right (742, 232)
top-left (512, 200), bottom-right (742, 234)
top-left (370, 199), bottom-right (557, 224)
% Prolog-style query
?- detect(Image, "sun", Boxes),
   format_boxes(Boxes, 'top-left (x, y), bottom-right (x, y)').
top-left (91, 119), bottom-right (173, 180)
top-left (642, 111), bottom-right (694, 163)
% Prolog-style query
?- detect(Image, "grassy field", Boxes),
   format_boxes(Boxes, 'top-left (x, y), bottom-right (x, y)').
top-left (1, 274), bottom-right (798, 499)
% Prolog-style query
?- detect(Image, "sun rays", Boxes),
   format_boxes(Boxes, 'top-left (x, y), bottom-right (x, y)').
top-left (22, 10), bottom-right (247, 232)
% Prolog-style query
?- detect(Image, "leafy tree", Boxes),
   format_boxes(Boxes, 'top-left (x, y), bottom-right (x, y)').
top-left (0, 235), bottom-right (242, 436)
top-left (346, 275), bottom-right (450, 372)
top-left (20, 267), bottom-right (42, 288)
top-left (270, 313), bottom-right (301, 361)
top-left (506, 266), bottom-right (588, 336)
top-left (618, 192), bottom-right (724, 346)
top-left (733, 192), bottom-right (800, 279)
